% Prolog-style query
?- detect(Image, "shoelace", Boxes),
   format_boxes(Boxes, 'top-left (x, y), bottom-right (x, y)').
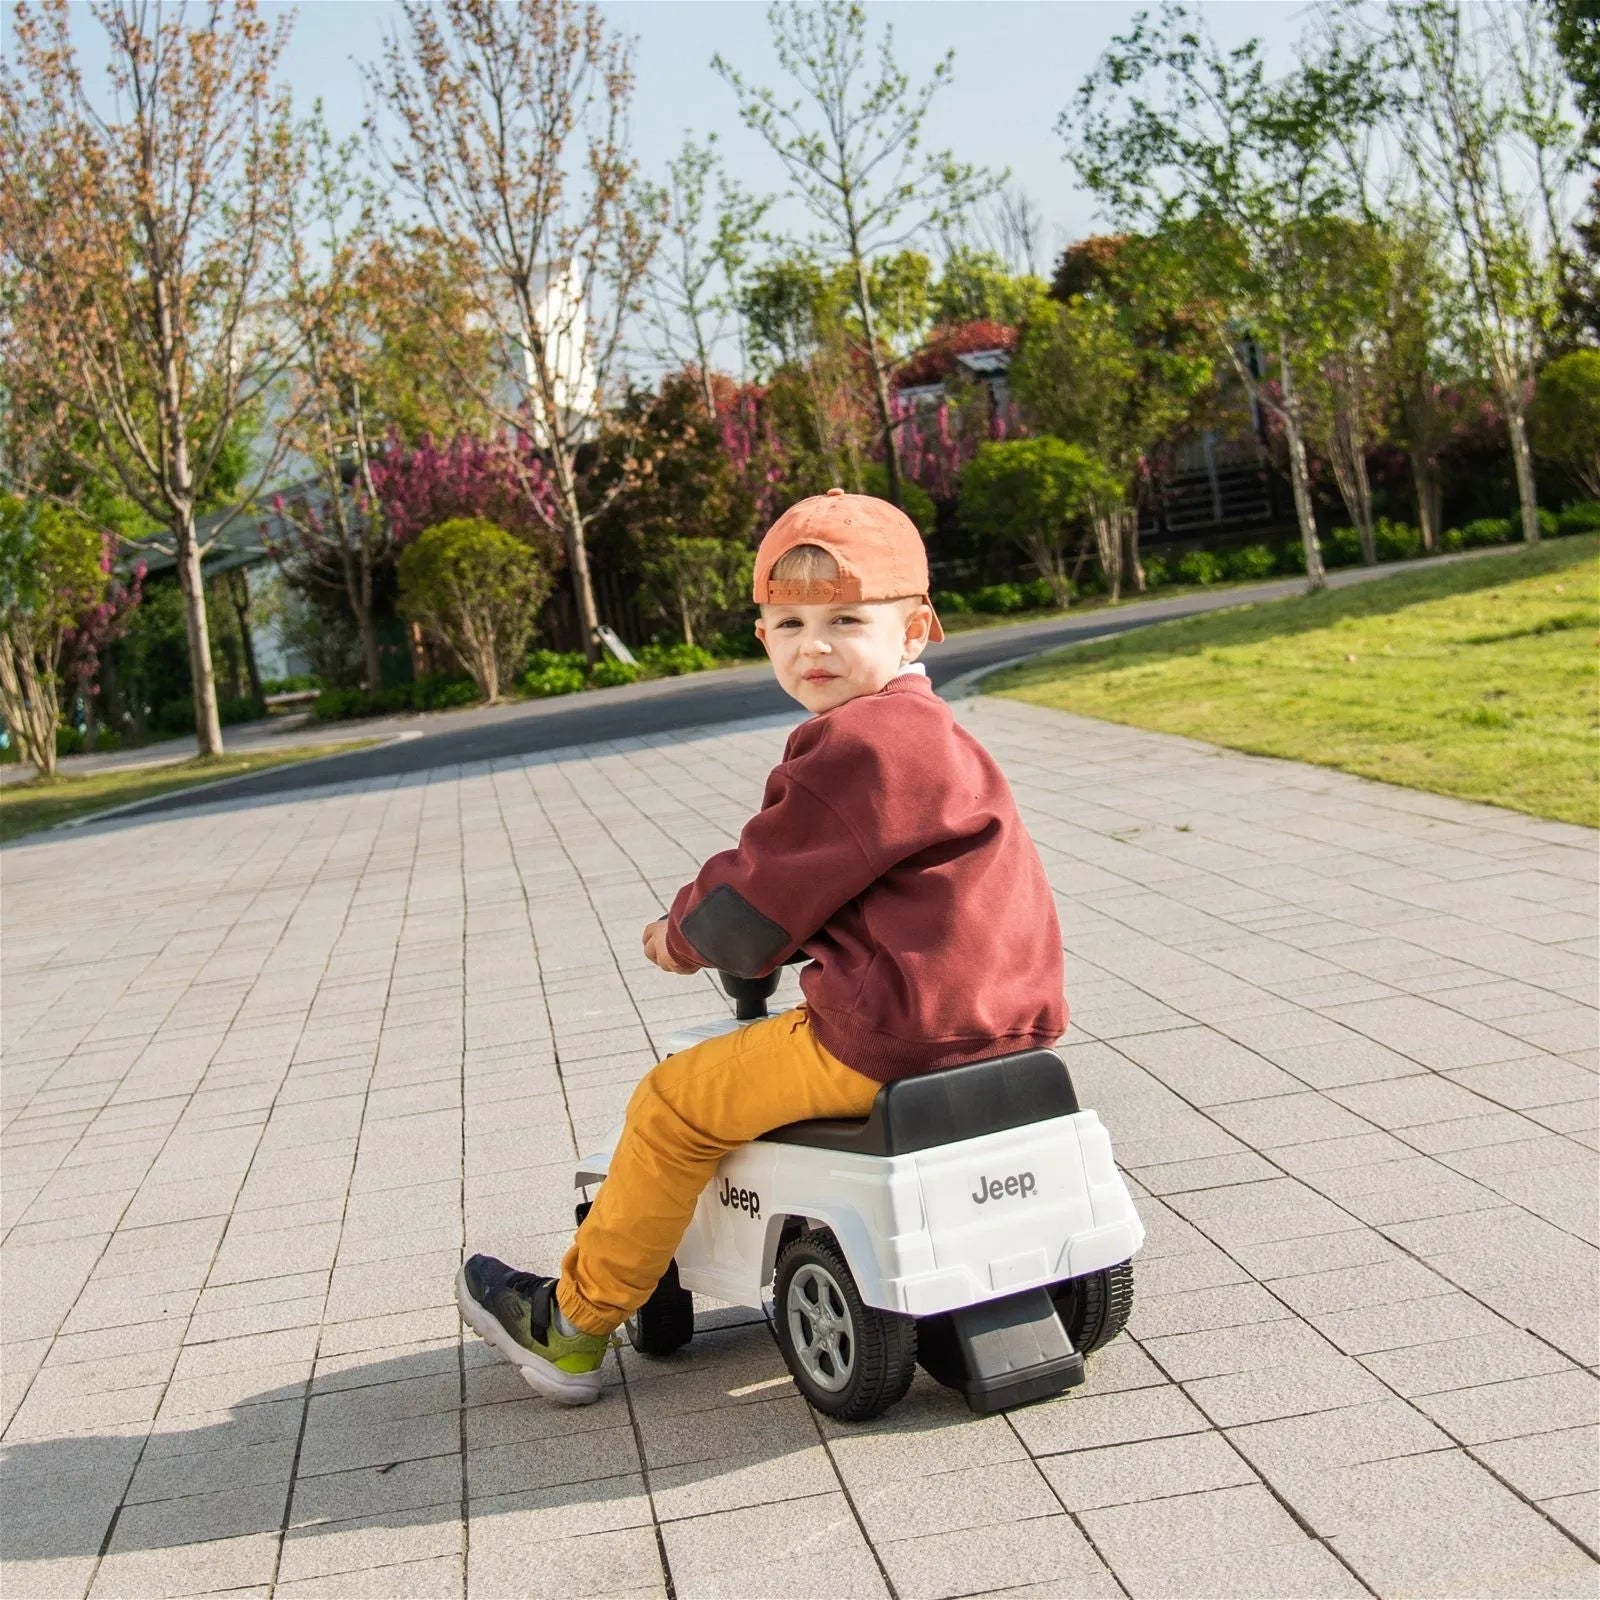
top-left (503, 1269), bottom-right (553, 1300)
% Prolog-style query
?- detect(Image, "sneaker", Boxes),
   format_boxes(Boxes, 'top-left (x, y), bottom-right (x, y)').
top-left (456, 1254), bottom-right (609, 1405)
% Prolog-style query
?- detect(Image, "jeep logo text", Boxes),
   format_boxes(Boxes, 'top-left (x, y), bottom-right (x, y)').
top-left (717, 1177), bottom-right (761, 1219)
top-left (971, 1171), bottom-right (1037, 1205)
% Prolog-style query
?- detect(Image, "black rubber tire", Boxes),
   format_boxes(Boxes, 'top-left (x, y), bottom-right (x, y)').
top-left (625, 1259), bottom-right (695, 1357)
top-left (773, 1228), bottom-right (917, 1422)
top-left (1052, 1260), bottom-right (1135, 1355)
top-left (574, 1199), bottom-right (593, 1226)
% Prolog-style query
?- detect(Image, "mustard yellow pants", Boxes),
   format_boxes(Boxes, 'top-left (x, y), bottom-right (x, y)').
top-left (556, 1005), bottom-right (880, 1336)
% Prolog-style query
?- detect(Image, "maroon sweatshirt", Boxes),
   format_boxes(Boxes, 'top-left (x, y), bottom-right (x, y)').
top-left (664, 673), bottom-right (1066, 1082)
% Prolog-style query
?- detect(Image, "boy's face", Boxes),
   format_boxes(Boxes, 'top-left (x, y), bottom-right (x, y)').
top-left (756, 595), bottom-right (934, 714)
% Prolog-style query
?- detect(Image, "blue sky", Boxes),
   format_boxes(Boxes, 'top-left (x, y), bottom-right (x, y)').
top-left (11, 1), bottom-right (1312, 264)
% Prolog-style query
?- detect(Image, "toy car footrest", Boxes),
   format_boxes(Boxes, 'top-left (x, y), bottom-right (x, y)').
top-left (915, 1287), bottom-right (1086, 1415)
top-left (761, 1047), bottom-right (1079, 1158)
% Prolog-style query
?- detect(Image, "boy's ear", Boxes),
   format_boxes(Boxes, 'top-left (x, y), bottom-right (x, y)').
top-left (753, 618), bottom-right (768, 647)
top-left (902, 600), bottom-right (933, 658)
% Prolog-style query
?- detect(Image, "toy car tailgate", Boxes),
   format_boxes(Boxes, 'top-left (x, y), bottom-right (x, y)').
top-left (914, 1111), bottom-right (1120, 1272)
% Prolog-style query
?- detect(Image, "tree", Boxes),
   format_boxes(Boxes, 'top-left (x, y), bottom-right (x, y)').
top-left (716, 0), bottom-right (996, 508)
top-left (273, 107), bottom-right (395, 693)
top-left (1, 0), bottom-right (302, 756)
top-left (737, 254), bottom-right (876, 493)
top-left (397, 518), bottom-right (554, 701)
top-left (1387, 0), bottom-right (1583, 545)
top-left (958, 437), bottom-right (1122, 607)
top-left (0, 495), bottom-right (139, 776)
top-left (1534, 348), bottom-right (1600, 496)
top-left (1013, 248), bottom-right (1214, 596)
top-left (356, 228), bottom-right (500, 446)
top-left (640, 539), bottom-right (755, 649)
top-left (1067, 6), bottom-right (1388, 591)
top-left (931, 249), bottom-right (1053, 329)
top-left (1298, 219), bottom-right (1394, 564)
top-left (1546, 0), bottom-right (1599, 147)
top-left (1374, 206), bottom-right (1463, 552)
top-left (943, 183), bottom-right (1047, 278)
top-left (641, 135), bottom-right (767, 416)
top-left (368, 0), bottom-right (661, 664)
top-left (591, 370), bottom-right (762, 645)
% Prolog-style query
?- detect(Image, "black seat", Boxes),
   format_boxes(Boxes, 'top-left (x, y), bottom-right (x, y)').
top-left (761, 1047), bottom-right (1079, 1158)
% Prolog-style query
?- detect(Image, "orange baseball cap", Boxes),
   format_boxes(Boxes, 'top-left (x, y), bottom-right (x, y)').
top-left (752, 487), bottom-right (945, 642)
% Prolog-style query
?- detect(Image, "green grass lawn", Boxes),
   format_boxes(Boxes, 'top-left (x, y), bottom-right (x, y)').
top-left (0, 742), bottom-right (380, 845)
top-left (987, 535), bottom-right (1600, 829)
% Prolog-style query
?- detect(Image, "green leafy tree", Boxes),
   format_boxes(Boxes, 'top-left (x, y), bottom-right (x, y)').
top-left (594, 371), bottom-right (762, 644)
top-left (1013, 282), bottom-right (1213, 599)
top-left (2, 0), bottom-right (304, 756)
top-left (716, 0), bottom-right (997, 508)
top-left (640, 539), bottom-right (755, 649)
top-left (1298, 217), bottom-right (1395, 564)
top-left (1067, 6), bottom-right (1388, 591)
top-left (958, 437), bottom-right (1122, 607)
top-left (1379, 206), bottom-right (1466, 553)
top-left (397, 518), bottom-right (554, 702)
top-left (1388, 0), bottom-right (1583, 544)
top-left (1546, 0), bottom-right (1599, 146)
top-left (369, 0), bottom-right (663, 664)
top-left (933, 249), bottom-right (1053, 328)
top-left (641, 135), bottom-right (768, 417)
top-left (1533, 349), bottom-right (1600, 496)
top-left (738, 255), bottom-right (876, 490)
top-left (0, 497), bottom-right (110, 775)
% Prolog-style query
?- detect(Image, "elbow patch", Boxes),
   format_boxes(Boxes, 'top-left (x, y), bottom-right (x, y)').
top-left (679, 885), bottom-right (792, 978)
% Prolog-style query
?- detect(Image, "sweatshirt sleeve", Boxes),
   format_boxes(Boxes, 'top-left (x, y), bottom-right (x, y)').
top-left (664, 754), bottom-right (880, 978)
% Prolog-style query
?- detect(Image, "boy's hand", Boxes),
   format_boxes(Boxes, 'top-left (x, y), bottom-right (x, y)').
top-left (642, 918), bottom-right (698, 975)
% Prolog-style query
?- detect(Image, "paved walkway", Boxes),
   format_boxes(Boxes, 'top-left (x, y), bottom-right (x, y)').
top-left (2, 695), bottom-right (1596, 1600)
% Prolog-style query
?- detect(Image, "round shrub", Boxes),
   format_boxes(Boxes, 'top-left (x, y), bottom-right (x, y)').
top-left (1176, 550), bottom-right (1223, 586)
top-left (521, 649), bottom-right (588, 697)
top-left (932, 589), bottom-right (970, 613)
top-left (1139, 554), bottom-right (1170, 588)
top-left (1019, 577), bottom-right (1058, 609)
top-left (1458, 516), bottom-right (1514, 549)
top-left (313, 686), bottom-right (370, 722)
top-left (412, 674), bottom-right (479, 711)
top-left (1277, 542), bottom-right (1307, 573)
top-left (1538, 507), bottom-right (1558, 539)
top-left (521, 661), bottom-right (587, 697)
top-left (590, 658), bottom-right (641, 688)
top-left (970, 582), bottom-right (1026, 614)
top-left (1320, 527), bottom-right (1365, 567)
top-left (398, 517), bottom-right (553, 701)
top-left (1222, 544), bottom-right (1276, 580)
top-left (639, 641), bottom-right (717, 677)
top-left (1557, 500), bottom-right (1600, 534)
top-left (1372, 519), bottom-right (1423, 562)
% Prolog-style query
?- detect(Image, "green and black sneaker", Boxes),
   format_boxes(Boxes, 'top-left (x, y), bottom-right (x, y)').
top-left (456, 1254), bottom-right (609, 1405)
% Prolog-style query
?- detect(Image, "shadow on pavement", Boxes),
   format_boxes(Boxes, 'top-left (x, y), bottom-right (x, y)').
top-left (0, 1317), bottom-right (982, 1567)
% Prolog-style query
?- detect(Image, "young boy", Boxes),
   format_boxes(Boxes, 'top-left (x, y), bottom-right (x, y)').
top-left (458, 487), bottom-right (1066, 1404)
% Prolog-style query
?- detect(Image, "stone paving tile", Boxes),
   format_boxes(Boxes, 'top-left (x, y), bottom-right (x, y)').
top-left (3, 697), bottom-right (1596, 1599)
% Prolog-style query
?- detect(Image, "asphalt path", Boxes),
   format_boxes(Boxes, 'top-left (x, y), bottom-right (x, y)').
top-left (111, 555), bottom-right (1482, 819)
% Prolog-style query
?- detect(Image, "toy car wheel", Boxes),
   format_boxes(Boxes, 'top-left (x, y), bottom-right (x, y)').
top-left (773, 1228), bottom-right (917, 1421)
top-left (625, 1259), bottom-right (694, 1357)
top-left (1052, 1260), bottom-right (1134, 1355)
top-left (574, 1199), bottom-right (593, 1226)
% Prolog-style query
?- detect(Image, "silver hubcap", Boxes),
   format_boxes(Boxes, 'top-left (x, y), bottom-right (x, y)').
top-left (787, 1262), bottom-right (854, 1392)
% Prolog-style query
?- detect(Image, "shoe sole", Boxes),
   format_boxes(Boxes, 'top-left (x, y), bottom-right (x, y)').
top-left (454, 1265), bottom-right (604, 1406)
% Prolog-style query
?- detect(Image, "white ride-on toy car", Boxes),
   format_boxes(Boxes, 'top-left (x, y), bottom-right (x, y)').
top-left (575, 965), bottom-right (1144, 1421)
